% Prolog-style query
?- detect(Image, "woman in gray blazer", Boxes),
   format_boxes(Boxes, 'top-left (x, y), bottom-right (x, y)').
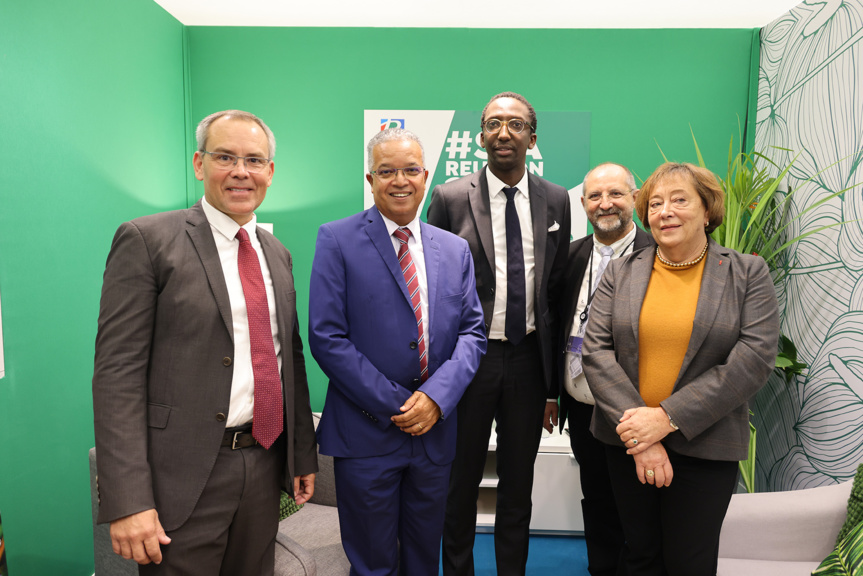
top-left (582, 162), bottom-right (779, 576)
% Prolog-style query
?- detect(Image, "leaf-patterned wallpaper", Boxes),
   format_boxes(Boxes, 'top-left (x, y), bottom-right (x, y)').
top-left (753, 0), bottom-right (863, 491)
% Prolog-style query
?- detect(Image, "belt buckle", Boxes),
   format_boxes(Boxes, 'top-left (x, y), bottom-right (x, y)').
top-left (231, 431), bottom-right (242, 450)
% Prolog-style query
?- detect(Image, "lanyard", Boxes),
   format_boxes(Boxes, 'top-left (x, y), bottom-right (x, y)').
top-left (580, 237), bottom-right (636, 325)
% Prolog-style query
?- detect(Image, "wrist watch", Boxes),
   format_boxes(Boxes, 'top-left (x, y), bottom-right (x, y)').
top-left (667, 414), bottom-right (680, 431)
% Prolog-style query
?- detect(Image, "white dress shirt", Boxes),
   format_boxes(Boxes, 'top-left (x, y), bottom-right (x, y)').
top-left (565, 225), bottom-right (637, 404)
top-left (486, 169), bottom-right (536, 340)
top-left (202, 197), bottom-right (282, 427)
top-left (380, 212), bottom-right (430, 345)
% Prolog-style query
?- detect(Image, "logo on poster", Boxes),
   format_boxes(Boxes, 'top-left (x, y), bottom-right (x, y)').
top-left (380, 119), bottom-right (405, 130)
top-left (443, 130), bottom-right (543, 183)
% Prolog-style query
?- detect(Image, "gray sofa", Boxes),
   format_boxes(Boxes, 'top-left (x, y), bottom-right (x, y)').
top-left (90, 415), bottom-right (350, 575)
top-left (717, 479), bottom-right (853, 575)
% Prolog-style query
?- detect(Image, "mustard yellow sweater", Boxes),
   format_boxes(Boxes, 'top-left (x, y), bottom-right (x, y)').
top-left (638, 252), bottom-right (707, 407)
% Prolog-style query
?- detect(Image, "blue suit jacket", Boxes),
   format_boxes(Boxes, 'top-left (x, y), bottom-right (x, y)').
top-left (309, 206), bottom-right (487, 465)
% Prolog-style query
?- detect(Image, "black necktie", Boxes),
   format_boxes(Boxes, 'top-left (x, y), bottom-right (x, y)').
top-left (504, 187), bottom-right (526, 346)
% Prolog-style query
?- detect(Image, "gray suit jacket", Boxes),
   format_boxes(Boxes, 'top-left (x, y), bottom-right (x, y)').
top-left (582, 237), bottom-right (779, 461)
top-left (427, 166), bottom-right (572, 394)
top-left (92, 200), bottom-right (318, 531)
top-left (555, 227), bottom-right (654, 431)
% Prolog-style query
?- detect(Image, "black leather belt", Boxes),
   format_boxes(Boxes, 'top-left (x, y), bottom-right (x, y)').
top-left (221, 425), bottom-right (258, 450)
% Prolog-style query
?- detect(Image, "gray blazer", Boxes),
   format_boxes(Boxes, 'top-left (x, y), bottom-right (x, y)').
top-left (92, 200), bottom-right (318, 531)
top-left (582, 237), bottom-right (779, 461)
top-left (427, 167), bottom-right (571, 394)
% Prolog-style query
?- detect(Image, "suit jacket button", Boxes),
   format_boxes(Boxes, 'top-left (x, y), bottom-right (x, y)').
top-left (412, 379), bottom-right (420, 386)
top-left (216, 413), bottom-right (227, 422)
top-left (410, 341), bottom-right (418, 350)
top-left (223, 357), bottom-right (232, 366)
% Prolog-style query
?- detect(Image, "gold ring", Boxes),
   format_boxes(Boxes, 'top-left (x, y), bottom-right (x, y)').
top-left (646, 469), bottom-right (655, 477)
top-left (417, 423), bottom-right (423, 431)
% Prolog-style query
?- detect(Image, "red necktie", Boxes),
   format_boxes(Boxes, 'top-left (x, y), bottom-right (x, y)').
top-left (393, 227), bottom-right (428, 383)
top-left (236, 228), bottom-right (283, 449)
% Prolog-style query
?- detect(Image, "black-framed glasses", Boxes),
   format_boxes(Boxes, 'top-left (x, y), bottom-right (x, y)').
top-left (371, 166), bottom-right (426, 180)
top-left (201, 151), bottom-right (271, 173)
top-left (482, 118), bottom-right (533, 134)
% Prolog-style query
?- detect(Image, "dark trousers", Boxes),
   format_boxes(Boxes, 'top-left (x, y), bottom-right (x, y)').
top-left (568, 400), bottom-right (625, 576)
top-left (334, 435), bottom-right (451, 576)
top-left (442, 334), bottom-right (547, 576)
top-left (140, 434), bottom-right (285, 576)
top-left (605, 445), bottom-right (738, 576)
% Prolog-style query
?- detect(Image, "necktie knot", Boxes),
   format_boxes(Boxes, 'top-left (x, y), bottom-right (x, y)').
top-left (600, 246), bottom-right (614, 258)
top-left (393, 227), bottom-right (412, 244)
top-left (236, 228), bottom-right (250, 243)
top-left (503, 187), bottom-right (518, 201)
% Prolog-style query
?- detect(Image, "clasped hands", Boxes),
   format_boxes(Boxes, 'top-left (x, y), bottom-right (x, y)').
top-left (616, 406), bottom-right (675, 488)
top-left (391, 390), bottom-right (441, 436)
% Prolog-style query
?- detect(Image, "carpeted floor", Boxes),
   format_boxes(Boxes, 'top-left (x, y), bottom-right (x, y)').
top-left (441, 534), bottom-right (589, 575)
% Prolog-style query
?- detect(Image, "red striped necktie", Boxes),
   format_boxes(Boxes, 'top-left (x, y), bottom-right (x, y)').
top-left (393, 227), bottom-right (428, 383)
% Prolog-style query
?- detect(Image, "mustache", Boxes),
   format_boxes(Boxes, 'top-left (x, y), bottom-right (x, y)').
top-left (594, 207), bottom-right (622, 217)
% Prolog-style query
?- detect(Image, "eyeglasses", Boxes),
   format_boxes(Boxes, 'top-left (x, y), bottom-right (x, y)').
top-left (482, 118), bottom-right (533, 134)
top-left (371, 166), bottom-right (426, 180)
top-left (201, 151), bottom-right (271, 173)
top-left (585, 190), bottom-right (632, 203)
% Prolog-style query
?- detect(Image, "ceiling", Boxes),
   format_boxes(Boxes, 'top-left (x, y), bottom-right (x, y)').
top-left (153, 0), bottom-right (803, 28)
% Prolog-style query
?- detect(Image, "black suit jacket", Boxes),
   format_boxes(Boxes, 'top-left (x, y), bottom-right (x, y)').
top-left (427, 166), bottom-right (571, 394)
top-left (92, 200), bottom-right (318, 531)
top-left (555, 227), bottom-right (654, 432)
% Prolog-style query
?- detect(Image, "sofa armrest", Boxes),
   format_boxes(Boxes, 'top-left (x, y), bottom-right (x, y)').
top-left (275, 531), bottom-right (316, 576)
top-left (718, 480), bottom-right (852, 562)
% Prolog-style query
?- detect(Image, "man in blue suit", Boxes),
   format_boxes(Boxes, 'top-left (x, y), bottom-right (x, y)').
top-left (308, 128), bottom-right (487, 576)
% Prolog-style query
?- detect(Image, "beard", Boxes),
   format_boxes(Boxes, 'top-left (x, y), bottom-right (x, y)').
top-left (590, 208), bottom-right (633, 240)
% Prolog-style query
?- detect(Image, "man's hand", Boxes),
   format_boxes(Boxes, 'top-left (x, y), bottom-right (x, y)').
top-left (543, 401), bottom-right (559, 434)
top-left (110, 508), bottom-right (171, 565)
top-left (391, 391), bottom-right (442, 436)
top-left (293, 473), bottom-right (316, 505)
top-left (616, 406), bottom-right (673, 454)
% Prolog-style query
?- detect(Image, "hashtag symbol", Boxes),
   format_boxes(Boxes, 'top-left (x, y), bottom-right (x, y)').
top-left (445, 131), bottom-right (473, 159)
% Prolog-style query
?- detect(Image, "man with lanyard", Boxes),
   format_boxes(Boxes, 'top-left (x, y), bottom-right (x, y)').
top-left (553, 162), bottom-right (653, 576)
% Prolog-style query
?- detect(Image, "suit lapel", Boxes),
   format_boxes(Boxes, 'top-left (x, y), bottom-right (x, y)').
top-left (365, 206), bottom-right (412, 305)
top-left (563, 237), bottom-right (593, 337)
top-left (186, 202), bottom-right (233, 340)
top-left (421, 222), bottom-right (440, 341)
top-left (468, 168), bottom-right (496, 273)
top-left (675, 239), bottom-right (730, 385)
top-left (629, 246), bottom-right (655, 345)
top-left (528, 173), bottom-right (548, 294)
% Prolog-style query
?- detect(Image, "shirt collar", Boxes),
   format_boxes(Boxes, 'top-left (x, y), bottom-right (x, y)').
top-left (379, 210), bottom-right (422, 242)
top-left (201, 196), bottom-right (259, 242)
top-left (486, 168), bottom-right (530, 199)
top-left (592, 224), bottom-right (637, 257)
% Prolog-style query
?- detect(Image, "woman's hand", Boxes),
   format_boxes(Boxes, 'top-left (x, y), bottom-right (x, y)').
top-left (616, 406), bottom-right (674, 454)
top-left (633, 443), bottom-right (673, 487)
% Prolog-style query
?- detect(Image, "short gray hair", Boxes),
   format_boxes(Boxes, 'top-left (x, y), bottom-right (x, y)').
top-left (582, 162), bottom-right (636, 192)
top-left (196, 110), bottom-right (276, 159)
top-left (366, 128), bottom-right (425, 172)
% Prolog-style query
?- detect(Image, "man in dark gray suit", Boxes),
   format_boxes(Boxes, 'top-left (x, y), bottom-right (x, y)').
top-left (92, 110), bottom-right (317, 575)
top-left (553, 162), bottom-right (652, 576)
top-left (427, 91), bottom-right (571, 576)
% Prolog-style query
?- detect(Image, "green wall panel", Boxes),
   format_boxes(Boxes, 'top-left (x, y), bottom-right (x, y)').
top-left (187, 26), bottom-right (756, 411)
top-left (0, 1), bottom-right (186, 573)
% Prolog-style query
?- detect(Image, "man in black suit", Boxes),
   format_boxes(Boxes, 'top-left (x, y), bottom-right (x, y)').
top-left (554, 162), bottom-right (652, 576)
top-left (427, 91), bottom-right (571, 576)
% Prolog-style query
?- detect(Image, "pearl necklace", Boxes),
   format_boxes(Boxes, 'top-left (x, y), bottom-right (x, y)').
top-left (656, 242), bottom-right (708, 268)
